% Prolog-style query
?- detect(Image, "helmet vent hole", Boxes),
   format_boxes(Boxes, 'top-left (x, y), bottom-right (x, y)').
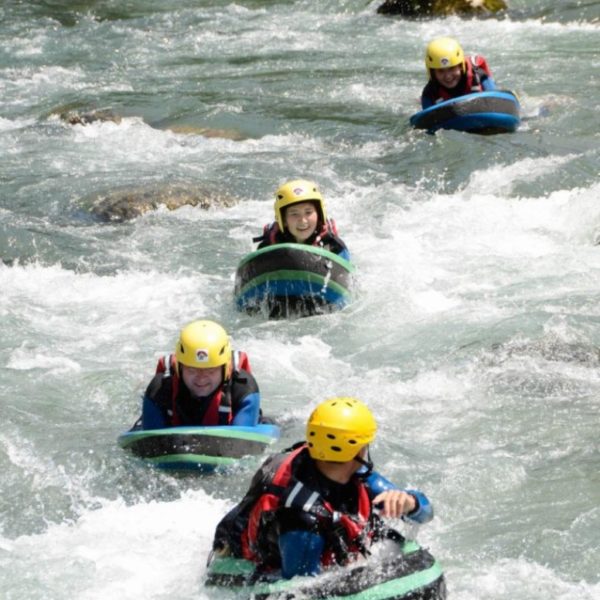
top-left (309, 431), bottom-right (315, 437)
top-left (331, 446), bottom-right (342, 453)
top-left (348, 439), bottom-right (357, 445)
top-left (326, 433), bottom-right (336, 440)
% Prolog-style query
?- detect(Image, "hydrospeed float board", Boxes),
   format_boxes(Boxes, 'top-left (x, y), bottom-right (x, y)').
top-left (234, 243), bottom-right (355, 318)
top-left (410, 90), bottom-right (520, 134)
top-left (118, 424), bottom-right (280, 471)
top-left (205, 532), bottom-right (446, 599)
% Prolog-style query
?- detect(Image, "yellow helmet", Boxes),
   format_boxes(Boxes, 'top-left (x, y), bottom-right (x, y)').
top-left (175, 320), bottom-right (232, 374)
top-left (425, 37), bottom-right (465, 77)
top-left (306, 397), bottom-right (377, 462)
top-left (274, 179), bottom-right (326, 231)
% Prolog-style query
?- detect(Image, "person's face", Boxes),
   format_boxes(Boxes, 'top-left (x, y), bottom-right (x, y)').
top-left (181, 364), bottom-right (223, 397)
top-left (284, 202), bottom-right (319, 242)
top-left (433, 65), bottom-right (462, 89)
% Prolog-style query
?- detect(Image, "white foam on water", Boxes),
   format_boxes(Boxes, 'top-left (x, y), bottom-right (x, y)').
top-left (448, 558), bottom-right (600, 600)
top-left (0, 491), bottom-right (228, 600)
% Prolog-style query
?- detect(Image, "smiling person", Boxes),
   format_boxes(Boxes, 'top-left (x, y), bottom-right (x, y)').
top-left (138, 320), bottom-right (261, 429)
top-left (253, 179), bottom-right (350, 260)
top-left (421, 37), bottom-right (497, 109)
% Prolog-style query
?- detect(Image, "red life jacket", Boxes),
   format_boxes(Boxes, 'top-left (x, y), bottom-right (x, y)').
top-left (436, 55), bottom-right (492, 102)
top-left (241, 445), bottom-right (373, 568)
top-left (258, 218), bottom-right (340, 248)
top-left (155, 351), bottom-right (251, 426)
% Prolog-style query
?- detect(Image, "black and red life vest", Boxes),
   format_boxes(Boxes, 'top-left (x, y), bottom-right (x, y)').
top-left (155, 351), bottom-right (250, 426)
top-left (226, 445), bottom-right (374, 568)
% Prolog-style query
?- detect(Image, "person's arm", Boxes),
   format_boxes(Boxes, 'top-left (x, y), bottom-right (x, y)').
top-left (473, 55), bottom-right (496, 91)
top-left (230, 372), bottom-right (261, 426)
top-left (141, 394), bottom-right (167, 429)
top-left (398, 489), bottom-right (433, 524)
top-left (364, 471), bottom-right (433, 524)
top-left (324, 231), bottom-right (350, 261)
top-left (337, 247), bottom-right (351, 261)
top-left (231, 391), bottom-right (260, 426)
top-left (279, 530), bottom-right (325, 578)
top-left (140, 374), bottom-right (170, 429)
top-left (277, 509), bottom-right (324, 578)
top-left (421, 94), bottom-right (434, 109)
top-left (482, 76), bottom-right (497, 91)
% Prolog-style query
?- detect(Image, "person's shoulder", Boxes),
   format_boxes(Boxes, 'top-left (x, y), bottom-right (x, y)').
top-left (232, 369), bottom-right (259, 392)
top-left (256, 221), bottom-right (285, 249)
top-left (329, 241), bottom-right (350, 258)
top-left (144, 371), bottom-right (172, 406)
top-left (471, 54), bottom-right (492, 71)
top-left (421, 79), bottom-right (436, 96)
top-left (323, 231), bottom-right (349, 257)
top-left (145, 371), bottom-right (165, 393)
top-left (420, 80), bottom-right (437, 107)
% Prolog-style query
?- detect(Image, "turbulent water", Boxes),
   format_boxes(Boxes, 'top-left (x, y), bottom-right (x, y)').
top-left (1, 1), bottom-right (599, 599)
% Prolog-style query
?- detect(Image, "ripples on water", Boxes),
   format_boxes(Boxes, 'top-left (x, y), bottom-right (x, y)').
top-left (1, 2), bottom-right (599, 599)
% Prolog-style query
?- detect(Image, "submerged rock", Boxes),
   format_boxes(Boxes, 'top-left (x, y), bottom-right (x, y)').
top-left (161, 124), bottom-right (247, 141)
top-left (58, 108), bottom-right (122, 125)
top-left (377, 0), bottom-right (507, 17)
top-left (88, 184), bottom-right (237, 222)
top-left (491, 338), bottom-right (600, 367)
top-left (50, 105), bottom-right (247, 140)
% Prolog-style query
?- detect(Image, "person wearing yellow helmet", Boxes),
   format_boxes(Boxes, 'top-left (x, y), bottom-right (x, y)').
top-left (212, 397), bottom-right (432, 579)
top-left (253, 179), bottom-right (350, 260)
top-left (136, 320), bottom-right (262, 429)
top-left (421, 37), bottom-right (497, 109)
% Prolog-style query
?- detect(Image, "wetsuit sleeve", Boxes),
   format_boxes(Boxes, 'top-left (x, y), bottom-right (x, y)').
top-left (231, 371), bottom-right (261, 426)
top-left (338, 247), bottom-right (351, 261)
top-left (362, 470), bottom-right (398, 494)
top-left (231, 392), bottom-right (260, 426)
top-left (420, 82), bottom-right (435, 109)
top-left (363, 471), bottom-right (434, 524)
top-left (482, 76), bottom-right (497, 91)
top-left (140, 374), bottom-right (169, 429)
top-left (277, 508), bottom-right (324, 578)
top-left (279, 531), bottom-right (324, 578)
top-left (141, 395), bottom-right (167, 429)
top-left (421, 95), bottom-right (434, 109)
top-left (324, 233), bottom-right (350, 260)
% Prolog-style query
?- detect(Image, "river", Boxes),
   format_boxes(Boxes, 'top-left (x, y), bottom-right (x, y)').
top-left (1, 1), bottom-right (599, 599)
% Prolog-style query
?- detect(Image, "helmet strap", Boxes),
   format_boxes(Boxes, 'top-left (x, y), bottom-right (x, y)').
top-left (354, 452), bottom-right (374, 479)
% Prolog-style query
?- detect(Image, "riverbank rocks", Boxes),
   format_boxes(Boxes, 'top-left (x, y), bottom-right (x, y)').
top-left (88, 184), bottom-right (237, 222)
top-left (377, 0), bottom-right (507, 17)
